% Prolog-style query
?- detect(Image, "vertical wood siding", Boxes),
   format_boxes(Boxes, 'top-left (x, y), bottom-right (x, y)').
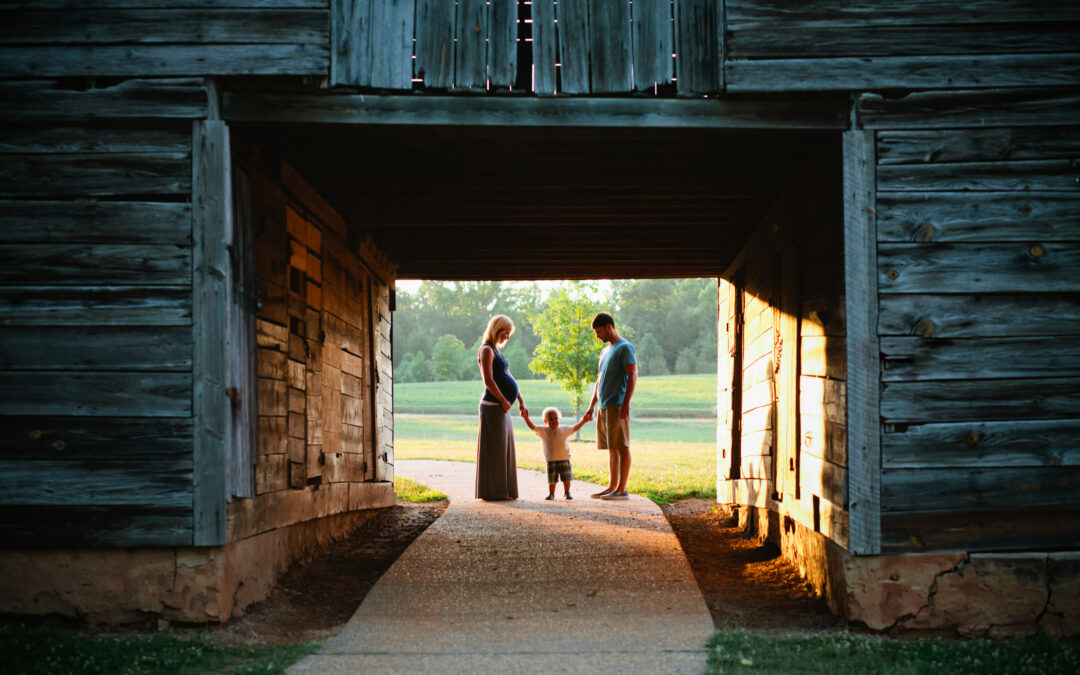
top-left (0, 80), bottom-right (208, 548)
top-left (725, 0), bottom-right (1080, 92)
top-left (868, 115), bottom-right (1080, 553)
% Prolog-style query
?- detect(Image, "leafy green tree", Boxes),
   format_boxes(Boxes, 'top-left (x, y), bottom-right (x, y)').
top-left (431, 334), bottom-right (468, 381)
top-left (529, 286), bottom-right (604, 425)
top-left (407, 351), bottom-right (431, 382)
top-left (502, 342), bottom-right (531, 380)
top-left (675, 347), bottom-right (696, 375)
top-left (636, 333), bottom-right (669, 376)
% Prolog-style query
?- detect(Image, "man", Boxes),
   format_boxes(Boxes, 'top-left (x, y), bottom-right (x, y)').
top-left (582, 312), bottom-right (637, 500)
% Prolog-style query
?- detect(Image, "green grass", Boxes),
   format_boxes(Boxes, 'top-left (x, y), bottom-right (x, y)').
top-left (0, 623), bottom-right (320, 675)
top-left (395, 414), bottom-right (717, 505)
top-left (393, 475), bottom-right (448, 502)
top-left (395, 373), bottom-right (717, 418)
top-left (706, 630), bottom-right (1079, 674)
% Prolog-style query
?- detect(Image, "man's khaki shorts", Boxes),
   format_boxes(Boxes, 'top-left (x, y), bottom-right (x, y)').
top-left (596, 407), bottom-right (630, 450)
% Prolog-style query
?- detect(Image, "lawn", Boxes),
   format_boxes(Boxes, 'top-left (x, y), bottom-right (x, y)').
top-left (395, 373), bottom-right (717, 418)
top-left (394, 413), bottom-right (717, 504)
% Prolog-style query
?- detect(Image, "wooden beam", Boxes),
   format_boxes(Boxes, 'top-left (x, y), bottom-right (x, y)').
top-left (0, 78), bottom-right (208, 121)
top-left (222, 92), bottom-right (850, 129)
top-left (192, 120), bottom-right (230, 546)
top-left (857, 88), bottom-right (1080, 129)
top-left (843, 129), bottom-right (880, 555)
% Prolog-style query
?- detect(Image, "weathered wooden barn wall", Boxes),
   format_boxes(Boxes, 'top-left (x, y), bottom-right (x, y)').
top-left (0, 0), bottom-right (329, 79)
top-left (719, 150), bottom-right (848, 550)
top-left (724, 0), bottom-right (1080, 92)
top-left (853, 90), bottom-right (1080, 555)
top-left (226, 145), bottom-right (395, 543)
top-left (0, 79), bottom-right (209, 547)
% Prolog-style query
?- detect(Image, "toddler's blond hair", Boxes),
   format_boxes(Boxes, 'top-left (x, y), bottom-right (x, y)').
top-left (541, 406), bottom-right (561, 422)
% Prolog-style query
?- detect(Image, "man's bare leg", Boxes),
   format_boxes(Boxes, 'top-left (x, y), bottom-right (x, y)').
top-left (591, 449), bottom-right (619, 497)
top-left (615, 447), bottom-right (631, 493)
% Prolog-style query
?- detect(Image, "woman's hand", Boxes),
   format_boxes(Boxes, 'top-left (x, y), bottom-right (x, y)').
top-left (518, 401), bottom-right (528, 418)
top-left (500, 399), bottom-right (512, 413)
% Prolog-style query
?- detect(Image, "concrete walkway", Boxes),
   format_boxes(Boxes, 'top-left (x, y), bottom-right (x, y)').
top-left (289, 459), bottom-right (715, 674)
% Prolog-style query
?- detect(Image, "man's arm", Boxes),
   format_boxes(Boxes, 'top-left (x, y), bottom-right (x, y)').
top-left (619, 363), bottom-right (637, 419)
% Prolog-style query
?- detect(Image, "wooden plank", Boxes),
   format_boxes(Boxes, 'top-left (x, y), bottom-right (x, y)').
top-left (0, 244), bottom-right (190, 286)
top-left (0, 78), bottom-right (207, 121)
top-left (727, 53), bottom-right (1080, 93)
top-left (877, 160), bottom-right (1080, 192)
top-left (0, 326), bottom-right (191, 371)
top-left (675, 0), bottom-right (723, 95)
top-left (488, 0), bottom-right (517, 88)
top-left (0, 371), bottom-right (191, 417)
top-left (881, 506), bottom-right (1080, 554)
top-left (881, 336), bottom-right (1080, 381)
top-left (2, 1), bottom-right (325, 8)
top-left (191, 120), bottom-right (230, 546)
top-left (415, 0), bottom-right (455, 89)
top-left (800, 411), bottom-right (847, 467)
top-left (801, 297), bottom-right (845, 337)
top-left (878, 293), bottom-right (1080, 338)
top-left (881, 377), bottom-right (1080, 423)
top-left (877, 192), bottom-right (1080, 243)
top-left (2, 459), bottom-right (192, 507)
top-left (0, 153), bottom-right (190, 197)
top-left (632, 0), bottom-right (674, 91)
top-left (0, 200), bottom-right (190, 245)
top-left (456, 0), bottom-right (488, 89)
top-left (0, 9), bottom-right (328, 45)
top-left (800, 335), bottom-right (845, 380)
top-left (0, 44), bottom-right (328, 78)
top-left (725, 0), bottom-right (1080, 27)
top-left (858, 88), bottom-right (1080, 130)
top-left (0, 504), bottom-right (192, 548)
top-left (369, 0), bottom-right (414, 89)
top-left (843, 129), bottom-right (880, 554)
top-left (727, 21), bottom-right (1080, 59)
top-left (531, 0), bottom-right (557, 95)
top-left (331, 0), bottom-right (370, 87)
top-left (883, 419), bottom-right (1080, 469)
top-left (878, 243), bottom-right (1080, 294)
top-left (799, 452), bottom-right (846, 507)
top-left (883, 466), bottom-right (1080, 513)
top-left (0, 126), bottom-right (189, 155)
top-left (0, 416), bottom-right (192, 461)
top-left (878, 128), bottom-right (1080, 166)
top-left (0, 285), bottom-right (191, 326)
top-left (558, 0), bottom-right (591, 94)
top-left (589, 0), bottom-right (632, 93)
top-left (223, 91), bottom-right (850, 128)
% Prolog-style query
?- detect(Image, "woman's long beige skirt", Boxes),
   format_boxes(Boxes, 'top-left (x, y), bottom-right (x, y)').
top-left (475, 403), bottom-right (518, 500)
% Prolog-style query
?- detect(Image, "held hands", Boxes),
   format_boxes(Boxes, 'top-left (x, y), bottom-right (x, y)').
top-left (582, 406), bottom-right (595, 423)
top-left (518, 401), bottom-right (528, 418)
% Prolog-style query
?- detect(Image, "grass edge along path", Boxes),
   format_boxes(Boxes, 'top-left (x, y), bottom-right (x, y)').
top-left (393, 475), bottom-right (448, 503)
top-left (706, 630), bottom-right (1079, 674)
top-left (0, 623), bottom-right (320, 675)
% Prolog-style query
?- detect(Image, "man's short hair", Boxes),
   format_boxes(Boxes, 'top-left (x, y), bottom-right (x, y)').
top-left (591, 312), bottom-right (615, 329)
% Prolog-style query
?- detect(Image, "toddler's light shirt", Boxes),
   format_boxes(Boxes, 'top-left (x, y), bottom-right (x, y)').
top-left (533, 425), bottom-right (573, 462)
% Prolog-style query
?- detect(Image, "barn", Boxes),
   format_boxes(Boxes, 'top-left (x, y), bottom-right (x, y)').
top-left (0, 1), bottom-right (1077, 635)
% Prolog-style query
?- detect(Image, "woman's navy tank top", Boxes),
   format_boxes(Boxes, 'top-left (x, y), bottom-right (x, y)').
top-left (482, 348), bottom-right (518, 404)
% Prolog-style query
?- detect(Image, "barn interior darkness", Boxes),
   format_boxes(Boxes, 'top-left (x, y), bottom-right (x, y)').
top-left (232, 124), bottom-right (840, 280)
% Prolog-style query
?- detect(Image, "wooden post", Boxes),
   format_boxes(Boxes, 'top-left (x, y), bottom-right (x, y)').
top-left (843, 129), bottom-right (881, 554)
top-left (192, 120), bottom-right (231, 546)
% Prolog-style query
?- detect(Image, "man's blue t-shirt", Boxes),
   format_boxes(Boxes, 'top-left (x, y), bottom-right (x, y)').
top-left (597, 338), bottom-right (636, 409)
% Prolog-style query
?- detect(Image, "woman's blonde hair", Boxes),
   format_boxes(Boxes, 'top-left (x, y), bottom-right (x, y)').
top-left (481, 314), bottom-right (515, 347)
top-left (542, 406), bottom-right (561, 422)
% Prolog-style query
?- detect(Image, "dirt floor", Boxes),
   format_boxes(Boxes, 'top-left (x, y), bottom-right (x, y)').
top-left (196, 497), bottom-right (838, 644)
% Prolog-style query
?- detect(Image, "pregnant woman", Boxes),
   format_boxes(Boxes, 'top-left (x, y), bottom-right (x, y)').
top-left (475, 314), bottom-right (528, 500)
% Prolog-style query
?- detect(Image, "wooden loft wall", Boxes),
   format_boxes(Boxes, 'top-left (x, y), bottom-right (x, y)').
top-left (0, 1), bottom-right (329, 78)
top-left (0, 79), bottom-right (209, 547)
top-left (718, 151), bottom-right (848, 548)
top-left (854, 90), bottom-right (1080, 554)
top-left (724, 0), bottom-right (1080, 92)
top-left (226, 150), bottom-right (395, 543)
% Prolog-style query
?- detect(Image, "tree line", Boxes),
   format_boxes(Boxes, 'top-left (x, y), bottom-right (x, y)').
top-left (393, 279), bottom-right (718, 384)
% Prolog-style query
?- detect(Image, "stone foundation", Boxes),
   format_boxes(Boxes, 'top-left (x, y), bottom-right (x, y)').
top-left (0, 506), bottom-right (384, 624)
top-left (736, 504), bottom-right (1080, 637)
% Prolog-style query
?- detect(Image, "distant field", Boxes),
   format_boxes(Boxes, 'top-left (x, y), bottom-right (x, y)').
top-left (394, 414), bottom-right (718, 504)
top-left (395, 373), bottom-right (717, 418)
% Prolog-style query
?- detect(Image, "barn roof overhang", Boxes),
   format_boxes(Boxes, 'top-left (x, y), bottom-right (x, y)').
top-left (226, 94), bottom-right (847, 280)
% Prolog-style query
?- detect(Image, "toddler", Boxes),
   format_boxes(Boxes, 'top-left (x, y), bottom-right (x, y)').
top-left (523, 406), bottom-right (587, 500)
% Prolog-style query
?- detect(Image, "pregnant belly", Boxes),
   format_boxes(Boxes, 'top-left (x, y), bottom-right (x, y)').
top-left (498, 374), bottom-right (518, 402)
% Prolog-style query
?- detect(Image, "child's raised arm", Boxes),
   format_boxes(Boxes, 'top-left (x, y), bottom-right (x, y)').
top-left (569, 416), bottom-right (589, 433)
top-left (521, 410), bottom-right (537, 431)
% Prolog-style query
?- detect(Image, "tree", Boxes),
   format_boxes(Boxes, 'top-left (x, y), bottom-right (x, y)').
top-left (407, 350), bottom-right (431, 382)
top-left (529, 286), bottom-right (604, 428)
top-left (636, 333), bottom-right (669, 376)
top-left (431, 334), bottom-right (468, 381)
top-left (675, 346), bottom-right (696, 375)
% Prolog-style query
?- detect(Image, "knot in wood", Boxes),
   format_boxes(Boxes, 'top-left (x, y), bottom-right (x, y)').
top-left (29, 430), bottom-right (42, 441)
top-left (914, 224), bottom-right (935, 243)
top-left (474, 24), bottom-right (482, 34)
top-left (887, 269), bottom-right (899, 280)
top-left (51, 440), bottom-right (66, 451)
top-left (915, 319), bottom-right (935, 338)
top-left (965, 431), bottom-right (981, 446)
top-left (1028, 244), bottom-right (1045, 259)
